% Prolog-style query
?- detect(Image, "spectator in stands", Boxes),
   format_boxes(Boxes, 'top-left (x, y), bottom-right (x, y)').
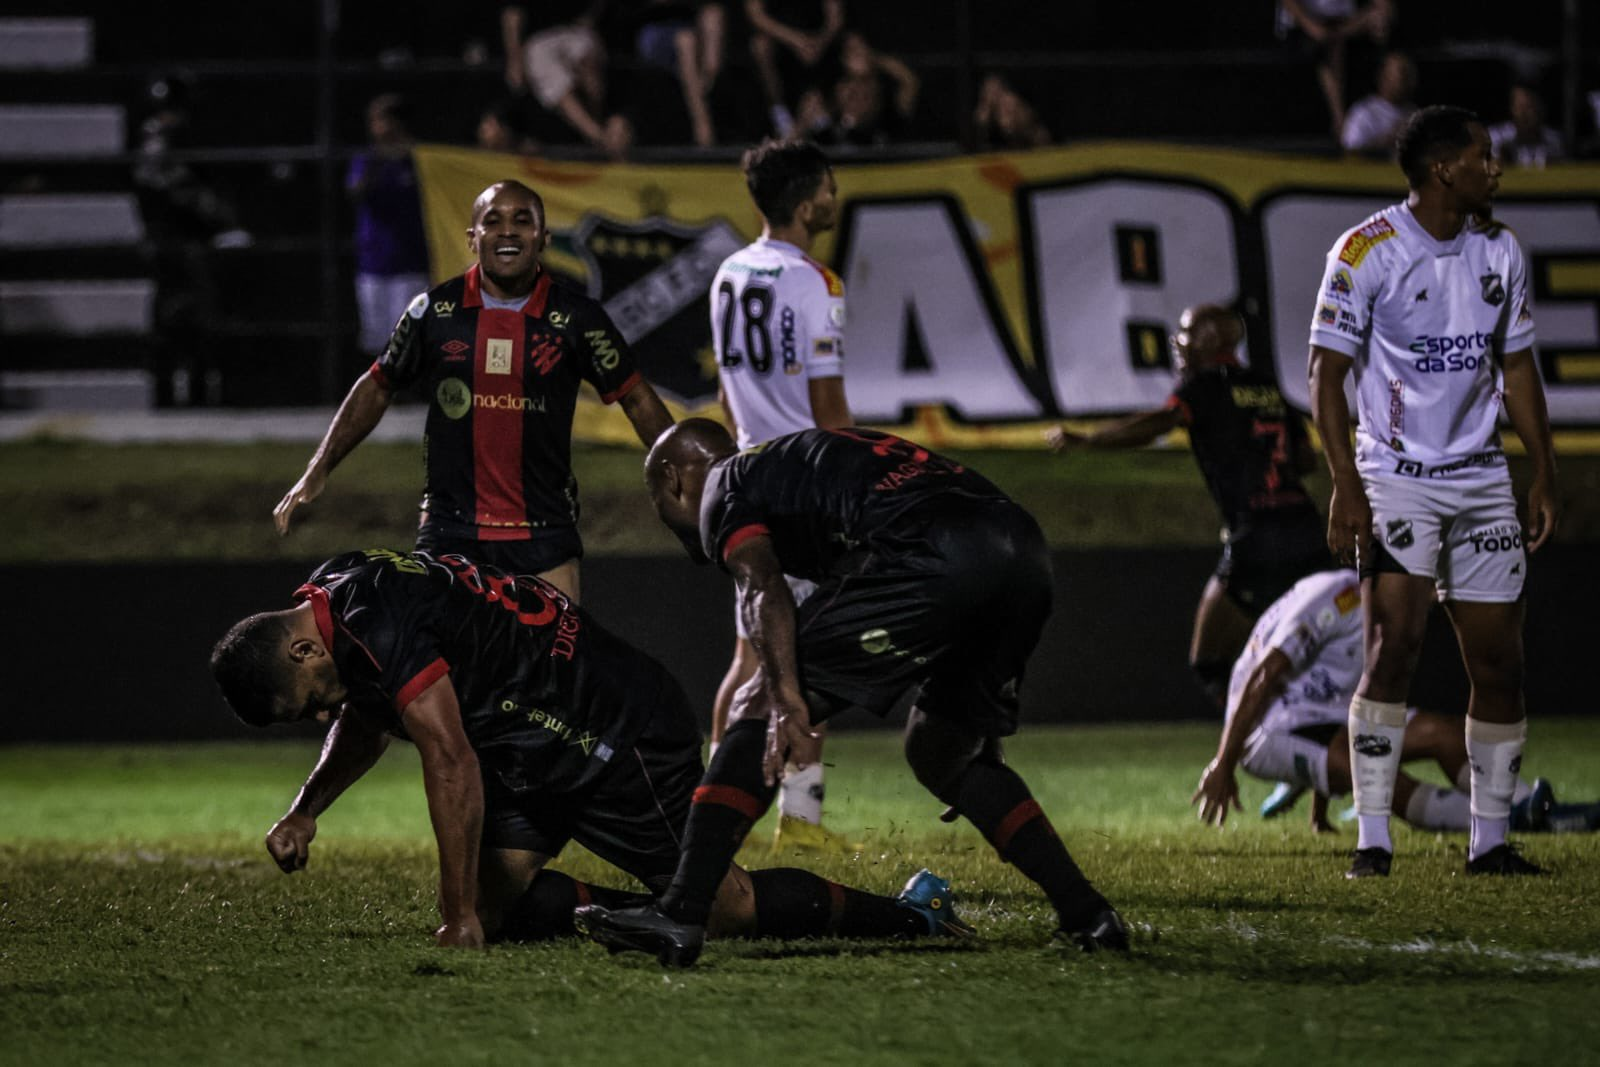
top-left (1340, 50), bottom-right (1416, 157)
top-left (973, 73), bottom-right (1052, 151)
top-left (477, 98), bottom-right (540, 156)
top-left (1276, 0), bottom-right (1395, 138)
top-left (131, 72), bottom-right (250, 406)
top-left (501, 5), bottom-right (634, 159)
top-left (792, 30), bottom-right (918, 147)
top-left (1489, 83), bottom-right (1565, 169)
top-left (632, 1), bottom-right (726, 148)
top-left (746, 0), bottom-right (844, 137)
top-left (348, 94), bottom-right (431, 373)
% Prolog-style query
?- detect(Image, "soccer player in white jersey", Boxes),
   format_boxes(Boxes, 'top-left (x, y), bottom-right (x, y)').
top-left (1308, 106), bottom-right (1559, 878)
top-left (709, 138), bottom-right (853, 851)
top-left (1191, 569), bottom-right (1600, 836)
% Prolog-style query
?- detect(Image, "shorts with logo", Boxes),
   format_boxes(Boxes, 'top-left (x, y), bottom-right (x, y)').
top-left (417, 518), bottom-right (584, 578)
top-left (1240, 707), bottom-right (1417, 796)
top-left (480, 658), bottom-right (703, 894)
top-left (735, 575), bottom-right (817, 639)
top-left (792, 498), bottom-right (1051, 739)
top-left (1216, 505), bottom-right (1333, 614)
top-left (1360, 468), bottom-right (1525, 602)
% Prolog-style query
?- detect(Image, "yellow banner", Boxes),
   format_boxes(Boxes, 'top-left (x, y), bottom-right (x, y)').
top-left (414, 143), bottom-right (1600, 450)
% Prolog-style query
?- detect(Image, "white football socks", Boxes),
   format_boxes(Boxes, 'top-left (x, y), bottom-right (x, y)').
top-left (1403, 784), bottom-right (1471, 831)
top-left (1465, 716), bottom-right (1527, 861)
top-left (1349, 695), bottom-right (1407, 853)
top-left (779, 762), bottom-right (825, 824)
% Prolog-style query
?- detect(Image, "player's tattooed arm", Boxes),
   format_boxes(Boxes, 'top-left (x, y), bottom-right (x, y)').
top-left (1501, 347), bottom-right (1559, 552)
top-left (1309, 345), bottom-right (1369, 565)
top-left (274, 369), bottom-right (395, 535)
top-left (400, 674), bottom-right (486, 949)
top-left (267, 705), bottom-right (392, 873)
top-left (1191, 649), bottom-right (1294, 828)
top-left (725, 533), bottom-right (816, 786)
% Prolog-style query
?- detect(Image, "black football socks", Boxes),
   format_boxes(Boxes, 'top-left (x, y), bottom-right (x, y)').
top-left (749, 867), bottom-right (927, 939)
top-left (660, 717), bottom-right (777, 926)
top-left (500, 870), bottom-right (651, 940)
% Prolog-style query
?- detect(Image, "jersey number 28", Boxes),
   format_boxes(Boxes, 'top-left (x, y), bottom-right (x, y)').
top-left (717, 280), bottom-right (777, 374)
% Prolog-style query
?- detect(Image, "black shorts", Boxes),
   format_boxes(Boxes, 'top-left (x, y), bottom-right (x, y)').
top-left (795, 498), bottom-right (1051, 739)
top-left (417, 520), bottom-right (583, 577)
top-left (1217, 507), bottom-right (1332, 614)
top-left (480, 658), bottom-right (703, 894)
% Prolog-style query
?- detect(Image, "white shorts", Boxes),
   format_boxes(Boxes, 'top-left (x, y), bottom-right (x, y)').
top-left (356, 273), bottom-right (430, 356)
top-left (1361, 470), bottom-right (1526, 602)
top-left (734, 575), bottom-right (817, 639)
top-left (1240, 705), bottom-right (1418, 796)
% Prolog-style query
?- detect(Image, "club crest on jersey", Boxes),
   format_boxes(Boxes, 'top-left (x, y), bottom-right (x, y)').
top-left (1480, 272), bottom-right (1505, 306)
top-left (1337, 218), bottom-right (1397, 268)
top-left (568, 214), bottom-right (744, 407)
top-left (1385, 518), bottom-right (1414, 549)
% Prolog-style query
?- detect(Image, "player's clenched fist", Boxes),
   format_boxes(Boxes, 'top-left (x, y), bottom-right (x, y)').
top-left (266, 811), bottom-right (317, 873)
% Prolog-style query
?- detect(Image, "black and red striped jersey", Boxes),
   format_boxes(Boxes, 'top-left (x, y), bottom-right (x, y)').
top-left (372, 265), bottom-right (642, 538)
top-left (295, 548), bottom-right (653, 793)
top-left (698, 428), bottom-right (1011, 577)
top-left (1167, 366), bottom-right (1314, 531)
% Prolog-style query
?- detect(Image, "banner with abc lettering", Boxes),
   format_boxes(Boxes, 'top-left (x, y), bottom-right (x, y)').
top-left (412, 143), bottom-right (1600, 450)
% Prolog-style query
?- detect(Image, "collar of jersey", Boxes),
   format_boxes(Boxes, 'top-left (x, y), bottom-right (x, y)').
top-left (756, 236), bottom-right (806, 257)
top-left (463, 264), bottom-right (553, 316)
top-left (1396, 201), bottom-right (1467, 258)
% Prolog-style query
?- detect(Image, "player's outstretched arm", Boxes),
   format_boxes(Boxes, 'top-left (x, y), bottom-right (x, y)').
top-left (267, 706), bottom-right (393, 873)
top-left (1047, 406), bottom-right (1181, 453)
top-left (1501, 348), bottom-right (1559, 552)
top-left (1192, 649), bottom-right (1293, 827)
top-left (400, 675), bottom-right (485, 949)
top-left (274, 370), bottom-right (395, 535)
top-left (1309, 345), bottom-right (1369, 565)
top-left (618, 379), bottom-right (675, 449)
top-left (726, 533), bottom-right (815, 785)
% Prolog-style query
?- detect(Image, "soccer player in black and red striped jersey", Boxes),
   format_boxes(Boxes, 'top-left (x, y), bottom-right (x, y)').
top-left (572, 421), bottom-right (1128, 964)
top-left (274, 181), bottom-right (673, 603)
top-left (210, 548), bottom-right (971, 954)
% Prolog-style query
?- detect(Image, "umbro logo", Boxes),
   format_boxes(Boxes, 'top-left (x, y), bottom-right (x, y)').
top-left (441, 339), bottom-right (470, 361)
top-left (1414, 289), bottom-right (1428, 301)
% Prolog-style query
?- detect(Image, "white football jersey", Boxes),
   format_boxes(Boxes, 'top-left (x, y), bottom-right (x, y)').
top-left (1226, 569), bottom-right (1365, 733)
top-left (711, 237), bottom-right (845, 449)
top-left (1308, 203), bottom-right (1535, 478)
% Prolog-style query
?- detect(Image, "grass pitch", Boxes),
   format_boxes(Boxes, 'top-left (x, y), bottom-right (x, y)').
top-left (4, 722), bottom-right (1600, 1066)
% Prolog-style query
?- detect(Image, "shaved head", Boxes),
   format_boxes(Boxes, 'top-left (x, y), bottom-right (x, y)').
top-left (645, 419), bottom-right (736, 556)
top-left (1175, 303), bottom-right (1243, 371)
top-left (470, 180), bottom-right (545, 227)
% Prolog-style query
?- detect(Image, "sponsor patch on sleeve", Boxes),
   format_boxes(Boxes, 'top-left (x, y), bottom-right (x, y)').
top-left (406, 292), bottom-right (429, 319)
top-left (1335, 584), bottom-right (1361, 615)
top-left (828, 302), bottom-right (846, 327)
top-left (1337, 217), bottom-right (1398, 268)
top-left (804, 255), bottom-right (845, 297)
top-left (813, 337), bottom-right (841, 358)
top-left (1328, 268), bottom-right (1355, 300)
top-left (1317, 303), bottom-right (1339, 326)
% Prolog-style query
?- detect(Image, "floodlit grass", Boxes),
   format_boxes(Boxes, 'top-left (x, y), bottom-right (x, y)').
top-left (4, 722), bottom-right (1600, 1065)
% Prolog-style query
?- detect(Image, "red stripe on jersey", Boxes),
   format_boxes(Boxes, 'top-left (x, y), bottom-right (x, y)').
top-left (523, 271), bottom-right (552, 318)
top-left (825, 880), bottom-right (846, 935)
top-left (573, 880), bottom-right (592, 907)
top-left (394, 657), bottom-right (450, 713)
top-left (368, 360), bottom-right (392, 389)
top-left (599, 370), bottom-right (641, 405)
top-left (463, 265), bottom-right (552, 318)
top-left (722, 523), bottom-right (770, 562)
top-left (294, 584), bottom-right (336, 650)
top-left (691, 784), bottom-right (763, 821)
top-left (1164, 393), bottom-right (1192, 427)
top-left (472, 308), bottom-right (529, 527)
top-left (475, 525), bottom-right (533, 541)
top-left (993, 799), bottom-right (1045, 855)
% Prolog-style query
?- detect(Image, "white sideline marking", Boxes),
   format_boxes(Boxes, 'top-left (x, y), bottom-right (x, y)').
top-left (1326, 934), bottom-right (1600, 971)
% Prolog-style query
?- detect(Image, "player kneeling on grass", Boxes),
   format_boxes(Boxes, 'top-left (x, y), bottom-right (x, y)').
top-left (209, 548), bottom-right (973, 952)
top-left (570, 421), bottom-right (1127, 966)
top-left (1192, 569), bottom-right (1600, 839)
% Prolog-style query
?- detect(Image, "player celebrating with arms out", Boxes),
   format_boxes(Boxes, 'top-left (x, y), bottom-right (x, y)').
top-left (711, 138), bottom-right (852, 851)
top-left (1308, 106), bottom-right (1559, 878)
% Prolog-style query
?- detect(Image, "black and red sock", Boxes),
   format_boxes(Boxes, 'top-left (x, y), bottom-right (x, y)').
top-left (952, 761), bottom-right (1106, 928)
top-left (749, 867), bottom-right (927, 939)
top-left (499, 870), bottom-right (651, 941)
top-left (660, 717), bottom-right (777, 926)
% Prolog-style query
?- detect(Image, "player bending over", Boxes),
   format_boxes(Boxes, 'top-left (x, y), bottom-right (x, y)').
top-left (1192, 569), bottom-right (1600, 835)
top-left (210, 549), bottom-right (973, 951)
top-left (573, 421), bottom-right (1127, 966)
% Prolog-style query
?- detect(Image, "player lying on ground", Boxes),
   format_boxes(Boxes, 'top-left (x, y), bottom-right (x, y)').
top-left (1191, 569), bottom-right (1600, 835)
top-left (209, 548), bottom-right (975, 950)
top-left (572, 422), bottom-right (1128, 967)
